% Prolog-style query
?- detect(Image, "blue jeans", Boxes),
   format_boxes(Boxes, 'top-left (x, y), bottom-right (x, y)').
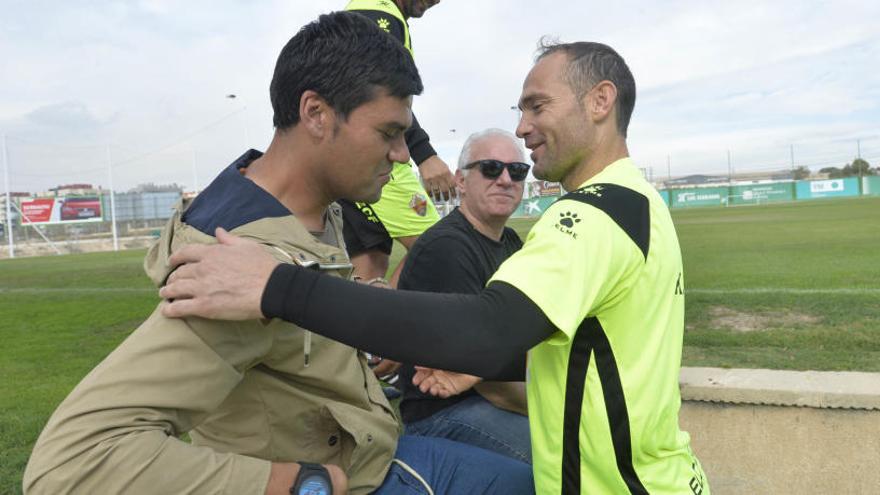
top-left (404, 395), bottom-right (532, 464)
top-left (374, 435), bottom-right (534, 494)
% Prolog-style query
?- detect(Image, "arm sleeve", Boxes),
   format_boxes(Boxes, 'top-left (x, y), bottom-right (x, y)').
top-left (23, 307), bottom-right (274, 495)
top-left (405, 113), bottom-right (437, 165)
top-left (262, 266), bottom-right (554, 379)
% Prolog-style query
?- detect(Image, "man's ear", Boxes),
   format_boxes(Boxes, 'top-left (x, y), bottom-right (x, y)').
top-left (586, 81), bottom-right (618, 124)
top-left (454, 168), bottom-right (467, 195)
top-left (299, 90), bottom-right (334, 139)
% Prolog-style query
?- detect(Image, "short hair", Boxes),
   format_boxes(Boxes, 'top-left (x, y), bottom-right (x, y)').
top-left (537, 40), bottom-right (636, 137)
top-left (457, 128), bottom-right (526, 173)
top-left (270, 11), bottom-right (423, 130)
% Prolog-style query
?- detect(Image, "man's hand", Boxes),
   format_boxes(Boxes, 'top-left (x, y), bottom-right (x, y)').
top-left (371, 357), bottom-right (402, 379)
top-left (418, 155), bottom-right (455, 202)
top-left (412, 366), bottom-right (482, 399)
top-left (160, 227), bottom-right (279, 320)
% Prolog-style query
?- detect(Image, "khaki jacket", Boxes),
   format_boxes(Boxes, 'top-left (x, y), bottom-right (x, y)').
top-left (24, 197), bottom-right (400, 495)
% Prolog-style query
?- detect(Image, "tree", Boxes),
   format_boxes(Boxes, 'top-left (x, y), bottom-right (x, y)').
top-left (792, 166), bottom-right (811, 180)
top-left (819, 166), bottom-right (844, 178)
top-left (846, 158), bottom-right (874, 176)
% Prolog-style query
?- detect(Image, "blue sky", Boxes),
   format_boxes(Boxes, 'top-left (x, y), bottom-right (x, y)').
top-left (2, 0), bottom-right (878, 192)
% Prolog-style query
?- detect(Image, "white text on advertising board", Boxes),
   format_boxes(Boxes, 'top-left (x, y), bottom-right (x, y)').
top-left (810, 180), bottom-right (844, 193)
top-left (677, 192), bottom-right (721, 203)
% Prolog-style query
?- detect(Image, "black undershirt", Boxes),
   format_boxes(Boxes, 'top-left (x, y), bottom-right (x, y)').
top-left (396, 208), bottom-right (524, 423)
top-left (261, 266), bottom-right (555, 380)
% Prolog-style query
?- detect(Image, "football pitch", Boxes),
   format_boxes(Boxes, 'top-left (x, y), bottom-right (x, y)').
top-left (1, 196), bottom-right (878, 492)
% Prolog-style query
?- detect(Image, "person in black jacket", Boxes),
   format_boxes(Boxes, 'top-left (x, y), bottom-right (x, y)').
top-left (397, 128), bottom-right (532, 464)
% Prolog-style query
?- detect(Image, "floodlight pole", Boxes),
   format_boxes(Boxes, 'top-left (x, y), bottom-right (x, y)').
top-left (105, 145), bottom-right (119, 251)
top-left (3, 134), bottom-right (13, 258)
top-left (727, 149), bottom-right (732, 184)
top-left (857, 139), bottom-right (863, 181)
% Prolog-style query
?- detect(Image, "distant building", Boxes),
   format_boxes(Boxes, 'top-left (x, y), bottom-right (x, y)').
top-left (664, 174), bottom-right (730, 188)
top-left (103, 191), bottom-right (181, 222)
top-left (664, 170), bottom-right (796, 188)
top-left (48, 184), bottom-right (101, 196)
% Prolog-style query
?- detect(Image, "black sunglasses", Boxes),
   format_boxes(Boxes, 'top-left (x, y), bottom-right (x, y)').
top-left (464, 159), bottom-right (531, 182)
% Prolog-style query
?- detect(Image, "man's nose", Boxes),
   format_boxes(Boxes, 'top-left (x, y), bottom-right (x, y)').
top-left (389, 135), bottom-right (410, 164)
top-left (515, 116), bottom-right (530, 139)
top-left (495, 167), bottom-right (514, 186)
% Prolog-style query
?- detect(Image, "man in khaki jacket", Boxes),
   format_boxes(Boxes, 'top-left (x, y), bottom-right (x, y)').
top-left (23, 12), bottom-right (533, 495)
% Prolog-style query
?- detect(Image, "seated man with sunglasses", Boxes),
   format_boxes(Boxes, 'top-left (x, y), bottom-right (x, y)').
top-left (395, 128), bottom-right (532, 464)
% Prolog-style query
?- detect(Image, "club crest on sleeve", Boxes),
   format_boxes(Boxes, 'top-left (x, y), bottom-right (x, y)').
top-left (410, 193), bottom-right (428, 216)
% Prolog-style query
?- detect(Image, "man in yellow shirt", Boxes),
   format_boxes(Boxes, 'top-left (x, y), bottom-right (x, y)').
top-left (161, 40), bottom-right (710, 494)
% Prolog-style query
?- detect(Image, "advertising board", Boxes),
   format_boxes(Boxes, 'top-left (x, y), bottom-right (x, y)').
top-left (670, 187), bottom-right (728, 208)
top-left (729, 183), bottom-right (794, 205)
top-left (513, 196), bottom-right (558, 218)
top-left (528, 180), bottom-right (562, 198)
top-left (795, 178), bottom-right (860, 199)
top-left (19, 196), bottom-right (104, 225)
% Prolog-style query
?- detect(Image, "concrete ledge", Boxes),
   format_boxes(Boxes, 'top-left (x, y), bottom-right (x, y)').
top-left (679, 367), bottom-right (880, 493)
top-left (680, 366), bottom-right (880, 410)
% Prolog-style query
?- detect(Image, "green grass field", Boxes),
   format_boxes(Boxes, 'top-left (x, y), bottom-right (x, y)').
top-left (1, 196), bottom-right (878, 493)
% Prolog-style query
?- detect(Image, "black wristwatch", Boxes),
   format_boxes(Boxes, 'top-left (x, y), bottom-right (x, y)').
top-left (290, 462), bottom-right (333, 495)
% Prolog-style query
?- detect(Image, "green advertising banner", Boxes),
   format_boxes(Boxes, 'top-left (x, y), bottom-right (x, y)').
top-left (863, 176), bottom-right (880, 196)
top-left (658, 189), bottom-right (670, 206)
top-left (512, 195), bottom-right (559, 218)
top-left (795, 177), bottom-right (860, 199)
top-left (729, 183), bottom-right (794, 205)
top-left (669, 187), bottom-right (729, 208)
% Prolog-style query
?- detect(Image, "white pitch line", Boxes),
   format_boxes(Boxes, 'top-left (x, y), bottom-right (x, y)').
top-left (687, 288), bottom-right (880, 295)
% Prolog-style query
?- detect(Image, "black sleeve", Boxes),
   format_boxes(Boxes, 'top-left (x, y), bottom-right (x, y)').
top-left (398, 233), bottom-right (484, 294)
top-left (405, 113), bottom-right (437, 165)
top-left (261, 264), bottom-right (555, 380)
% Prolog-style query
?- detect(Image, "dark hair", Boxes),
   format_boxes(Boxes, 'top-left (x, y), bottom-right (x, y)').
top-left (537, 40), bottom-right (636, 137)
top-left (270, 11), bottom-right (423, 130)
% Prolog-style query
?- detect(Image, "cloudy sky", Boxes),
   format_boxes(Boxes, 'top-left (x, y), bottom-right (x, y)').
top-left (2, 0), bottom-right (879, 192)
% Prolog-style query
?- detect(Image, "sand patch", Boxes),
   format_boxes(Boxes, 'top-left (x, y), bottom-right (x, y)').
top-left (708, 306), bottom-right (820, 332)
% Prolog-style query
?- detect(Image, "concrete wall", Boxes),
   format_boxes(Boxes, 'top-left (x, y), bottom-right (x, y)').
top-left (679, 368), bottom-right (880, 494)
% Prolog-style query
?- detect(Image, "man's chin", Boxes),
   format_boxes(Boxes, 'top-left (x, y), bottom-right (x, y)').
top-left (532, 162), bottom-right (563, 183)
top-left (362, 189), bottom-right (383, 204)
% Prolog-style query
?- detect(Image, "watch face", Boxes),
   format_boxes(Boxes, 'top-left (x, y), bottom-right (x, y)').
top-left (298, 474), bottom-right (330, 495)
